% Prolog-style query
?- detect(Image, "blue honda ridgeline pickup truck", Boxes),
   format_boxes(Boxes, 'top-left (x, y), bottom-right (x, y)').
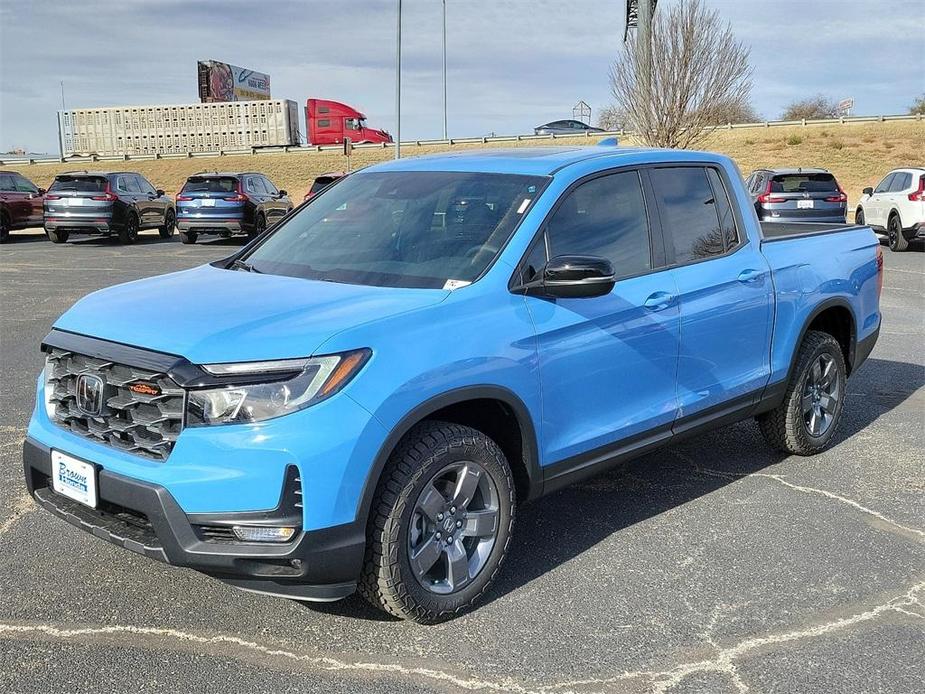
top-left (24, 147), bottom-right (882, 623)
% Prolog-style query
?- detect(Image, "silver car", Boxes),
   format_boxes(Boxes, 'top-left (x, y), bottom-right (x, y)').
top-left (745, 168), bottom-right (847, 223)
top-left (534, 120), bottom-right (604, 136)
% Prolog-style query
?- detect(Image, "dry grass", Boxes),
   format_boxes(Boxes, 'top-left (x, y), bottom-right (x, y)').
top-left (3, 120), bottom-right (922, 209)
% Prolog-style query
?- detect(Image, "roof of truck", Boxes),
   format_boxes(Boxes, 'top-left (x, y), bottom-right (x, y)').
top-left (366, 146), bottom-right (731, 176)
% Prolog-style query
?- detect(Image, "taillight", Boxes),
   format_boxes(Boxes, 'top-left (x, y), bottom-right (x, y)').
top-left (757, 181), bottom-right (785, 204)
top-left (908, 176), bottom-right (925, 202)
top-left (224, 180), bottom-right (247, 203)
top-left (825, 192), bottom-right (847, 203)
top-left (90, 181), bottom-right (117, 202)
top-left (176, 194), bottom-right (193, 201)
top-left (876, 244), bottom-right (884, 298)
top-left (44, 194), bottom-right (61, 200)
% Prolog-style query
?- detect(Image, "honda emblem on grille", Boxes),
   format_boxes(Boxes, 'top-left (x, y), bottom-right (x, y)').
top-left (76, 374), bottom-right (105, 416)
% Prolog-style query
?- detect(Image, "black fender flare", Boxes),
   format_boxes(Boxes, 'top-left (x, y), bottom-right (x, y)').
top-left (789, 297), bottom-right (858, 380)
top-left (353, 385), bottom-right (543, 530)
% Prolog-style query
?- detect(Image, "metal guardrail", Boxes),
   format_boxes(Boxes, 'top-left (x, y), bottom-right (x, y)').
top-left (2, 113), bottom-right (921, 167)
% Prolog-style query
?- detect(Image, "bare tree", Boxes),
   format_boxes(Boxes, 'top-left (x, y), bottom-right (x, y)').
top-left (697, 99), bottom-right (760, 126)
top-left (608, 0), bottom-right (752, 149)
top-left (909, 94), bottom-right (925, 116)
top-left (597, 104), bottom-right (626, 131)
top-left (780, 95), bottom-right (838, 121)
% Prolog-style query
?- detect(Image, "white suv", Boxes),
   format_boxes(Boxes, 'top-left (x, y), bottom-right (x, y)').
top-left (855, 167), bottom-right (925, 251)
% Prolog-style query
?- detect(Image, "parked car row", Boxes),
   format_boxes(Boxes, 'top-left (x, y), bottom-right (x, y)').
top-left (743, 166), bottom-right (924, 251)
top-left (2, 163), bottom-right (921, 251)
top-left (0, 169), bottom-right (305, 245)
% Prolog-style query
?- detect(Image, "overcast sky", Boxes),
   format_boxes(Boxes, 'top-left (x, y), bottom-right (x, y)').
top-left (1, 0), bottom-right (923, 153)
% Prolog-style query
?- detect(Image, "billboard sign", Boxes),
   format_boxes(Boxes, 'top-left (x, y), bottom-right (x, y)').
top-left (198, 61), bottom-right (271, 102)
top-left (836, 98), bottom-right (854, 116)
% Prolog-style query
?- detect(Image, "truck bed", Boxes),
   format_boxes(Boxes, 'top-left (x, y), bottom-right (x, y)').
top-left (760, 221), bottom-right (863, 242)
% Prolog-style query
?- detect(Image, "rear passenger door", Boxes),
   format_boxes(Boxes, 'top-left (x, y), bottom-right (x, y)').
top-left (522, 169), bottom-right (680, 466)
top-left (649, 165), bottom-right (773, 423)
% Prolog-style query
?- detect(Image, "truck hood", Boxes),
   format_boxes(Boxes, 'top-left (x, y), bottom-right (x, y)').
top-left (54, 264), bottom-right (449, 364)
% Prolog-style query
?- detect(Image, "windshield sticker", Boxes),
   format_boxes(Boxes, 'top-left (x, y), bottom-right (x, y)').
top-left (517, 199), bottom-right (531, 214)
top-left (443, 279), bottom-right (471, 290)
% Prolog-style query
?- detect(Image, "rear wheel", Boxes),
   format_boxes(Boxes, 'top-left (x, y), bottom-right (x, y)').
top-left (118, 212), bottom-right (139, 244)
top-left (0, 211), bottom-right (10, 243)
top-left (179, 230), bottom-right (197, 245)
top-left (359, 422), bottom-right (516, 623)
top-left (45, 227), bottom-right (69, 244)
top-left (248, 213), bottom-right (266, 240)
top-left (159, 209), bottom-right (176, 239)
top-left (757, 330), bottom-right (847, 455)
top-left (887, 213), bottom-right (908, 252)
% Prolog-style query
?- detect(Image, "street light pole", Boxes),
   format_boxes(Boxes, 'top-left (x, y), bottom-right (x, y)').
top-left (442, 0), bottom-right (448, 140)
top-left (395, 0), bottom-right (402, 159)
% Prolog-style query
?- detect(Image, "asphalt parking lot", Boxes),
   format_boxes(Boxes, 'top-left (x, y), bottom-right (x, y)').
top-left (0, 228), bottom-right (922, 694)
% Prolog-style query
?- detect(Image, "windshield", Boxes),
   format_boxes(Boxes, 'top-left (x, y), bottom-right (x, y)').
top-left (243, 171), bottom-right (547, 289)
top-left (49, 176), bottom-right (107, 193)
top-left (182, 177), bottom-right (239, 193)
top-left (770, 173), bottom-right (838, 193)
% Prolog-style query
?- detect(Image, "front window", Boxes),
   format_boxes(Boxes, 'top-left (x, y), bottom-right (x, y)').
top-left (242, 171), bottom-right (546, 289)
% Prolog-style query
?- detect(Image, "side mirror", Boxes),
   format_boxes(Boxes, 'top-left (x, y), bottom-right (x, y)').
top-left (278, 189), bottom-right (287, 197)
top-left (862, 187), bottom-right (873, 196)
top-left (524, 255), bottom-right (615, 299)
top-left (156, 189), bottom-right (165, 197)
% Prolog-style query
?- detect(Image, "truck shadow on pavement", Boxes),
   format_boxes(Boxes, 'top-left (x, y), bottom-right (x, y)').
top-left (306, 355), bottom-right (923, 622)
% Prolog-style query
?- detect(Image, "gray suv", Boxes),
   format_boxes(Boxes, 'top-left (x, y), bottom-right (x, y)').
top-left (744, 168), bottom-right (847, 224)
top-left (43, 171), bottom-right (175, 244)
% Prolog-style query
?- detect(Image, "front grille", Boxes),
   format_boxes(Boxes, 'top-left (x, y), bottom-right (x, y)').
top-left (46, 348), bottom-right (184, 460)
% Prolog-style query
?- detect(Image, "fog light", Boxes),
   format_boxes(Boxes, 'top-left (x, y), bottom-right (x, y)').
top-left (232, 526), bottom-right (297, 543)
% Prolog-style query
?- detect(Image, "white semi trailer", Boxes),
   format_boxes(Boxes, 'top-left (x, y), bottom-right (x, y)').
top-left (57, 99), bottom-right (300, 157)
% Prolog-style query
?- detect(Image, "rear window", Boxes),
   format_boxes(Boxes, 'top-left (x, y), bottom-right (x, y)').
top-left (309, 176), bottom-right (339, 195)
top-left (49, 176), bottom-right (107, 193)
top-left (182, 176), bottom-right (238, 193)
top-left (770, 173), bottom-right (838, 193)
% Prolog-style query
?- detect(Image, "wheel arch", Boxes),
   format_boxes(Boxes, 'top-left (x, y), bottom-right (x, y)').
top-left (788, 298), bottom-right (858, 381)
top-left (356, 386), bottom-right (543, 529)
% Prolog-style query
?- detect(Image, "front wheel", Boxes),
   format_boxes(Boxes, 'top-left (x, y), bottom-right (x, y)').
top-left (159, 209), bottom-right (176, 239)
top-left (0, 212), bottom-right (10, 243)
top-left (757, 330), bottom-right (847, 455)
top-left (854, 207), bottom-right (864, 226)
top-left (359, 422), bottom-right (516, 623)
top-left (887, 214), bottom-right (908, 252)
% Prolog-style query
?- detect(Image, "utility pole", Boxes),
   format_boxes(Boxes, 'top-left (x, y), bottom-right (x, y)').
top-left (60, 81), bottom-right (66, 111)
top-left (395, 0), bottom-right (402, 159)
top-left (442, 0), bottom-right (448, 140)
top-left (637, 0), bottom-right (653, 92)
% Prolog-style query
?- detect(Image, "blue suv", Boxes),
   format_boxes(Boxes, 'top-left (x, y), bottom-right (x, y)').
top-left (24, 147), bottom-right (881, 622)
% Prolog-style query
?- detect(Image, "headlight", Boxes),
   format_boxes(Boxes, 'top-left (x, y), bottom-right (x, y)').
top-left (186, 349), bottom-right (370, 427)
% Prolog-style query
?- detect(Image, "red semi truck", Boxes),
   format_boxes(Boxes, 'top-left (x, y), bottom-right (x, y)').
top-left (305, 99), bottom-right (392, 146)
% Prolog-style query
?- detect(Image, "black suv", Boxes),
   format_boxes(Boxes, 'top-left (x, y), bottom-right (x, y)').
top-left (43, 171), bottom-right (175, 244)
top-left (175, 172), bottom-right (292, 244)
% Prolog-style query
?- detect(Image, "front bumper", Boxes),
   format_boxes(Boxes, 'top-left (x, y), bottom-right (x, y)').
top-left (24, 437), bottom-right (365, 600)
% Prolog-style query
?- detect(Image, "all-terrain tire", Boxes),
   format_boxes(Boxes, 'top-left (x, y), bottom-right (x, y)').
top-left (359, 421), bottom-right (516, 623)
top-left (757, 330), bottom-right (847, 455)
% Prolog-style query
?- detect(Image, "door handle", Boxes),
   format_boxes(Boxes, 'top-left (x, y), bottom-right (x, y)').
top-left (643, 291), bottom-right (674, 311)
top-left (737, 269), bottom-right (764, 283)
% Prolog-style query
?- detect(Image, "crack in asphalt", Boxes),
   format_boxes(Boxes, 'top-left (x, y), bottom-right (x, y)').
top-left (1, 582), bottom-right (921, 694)
top-left (671, 450), bottom-right (925, 542)
top-left (0, 491), bottom-right (33, 539)
top-left (543, 581), bottom-right (925, 693)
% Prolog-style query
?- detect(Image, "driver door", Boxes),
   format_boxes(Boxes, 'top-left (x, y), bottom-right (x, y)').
top-left (521, 169), bottom-right (680, 469)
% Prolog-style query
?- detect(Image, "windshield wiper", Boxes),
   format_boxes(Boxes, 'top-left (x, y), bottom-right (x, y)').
top-left (230, 258), bottom-right (260, 273)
